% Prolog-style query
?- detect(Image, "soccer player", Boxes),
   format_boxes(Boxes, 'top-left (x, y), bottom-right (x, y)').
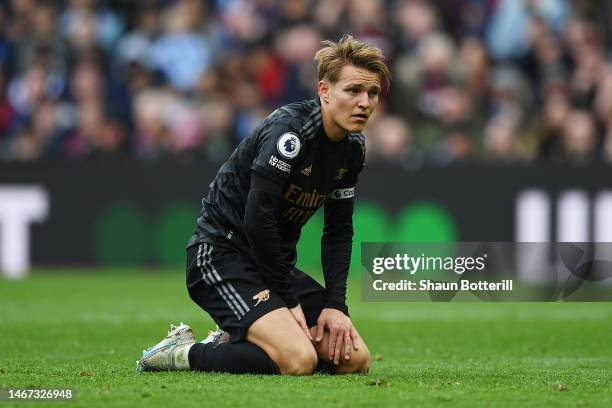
top-left (137, 35), bottom-right (390, 375)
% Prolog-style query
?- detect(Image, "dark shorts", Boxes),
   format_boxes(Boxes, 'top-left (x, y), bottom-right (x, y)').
top-left (186, 239), bottom-right (326, 342)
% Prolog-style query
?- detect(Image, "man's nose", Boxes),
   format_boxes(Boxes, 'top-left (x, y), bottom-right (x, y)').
top-left (357, 92), bottom-right (370, 108)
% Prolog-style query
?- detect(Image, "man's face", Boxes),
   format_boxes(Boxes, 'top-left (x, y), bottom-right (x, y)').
top-left (320, 65), bottom-right (381, 136)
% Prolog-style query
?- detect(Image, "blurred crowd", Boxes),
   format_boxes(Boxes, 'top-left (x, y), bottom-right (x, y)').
top-left (1, 0), bottom-right (612, 166)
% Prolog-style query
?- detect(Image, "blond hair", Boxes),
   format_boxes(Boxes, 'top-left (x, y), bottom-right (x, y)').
top-left (314, 34), bottom-right (391, 89)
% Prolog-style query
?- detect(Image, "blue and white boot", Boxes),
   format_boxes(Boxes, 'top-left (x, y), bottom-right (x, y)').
top-left (136, 323), bottom-right (196, 373)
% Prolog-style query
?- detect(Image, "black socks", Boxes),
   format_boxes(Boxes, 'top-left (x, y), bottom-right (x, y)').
top-left (188, 341), bottom-right (280, 374)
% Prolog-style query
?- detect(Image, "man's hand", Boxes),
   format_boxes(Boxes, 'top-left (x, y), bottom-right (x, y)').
top-left (315, 308), bottom-right (361, 365)
top-left (289, 304), bottom-right (313, 341)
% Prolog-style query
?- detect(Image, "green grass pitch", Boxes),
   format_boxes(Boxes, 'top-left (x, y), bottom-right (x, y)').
top-left (1, 271), bottom-right (611, 407)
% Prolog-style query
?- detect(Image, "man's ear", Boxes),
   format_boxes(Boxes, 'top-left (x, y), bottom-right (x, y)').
top-left (318, 80), bottom-right (330, 103)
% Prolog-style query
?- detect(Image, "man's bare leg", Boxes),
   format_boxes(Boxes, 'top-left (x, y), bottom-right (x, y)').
top-left (186, 307), bottom-right (317, 375)
top-left (308, 326), bottom-right (370, 374)
top-left (247, 308), bottom-right (318, 375)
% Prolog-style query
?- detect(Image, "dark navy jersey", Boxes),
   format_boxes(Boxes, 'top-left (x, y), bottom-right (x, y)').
top-left (188, 98), bottom-right (365, 312)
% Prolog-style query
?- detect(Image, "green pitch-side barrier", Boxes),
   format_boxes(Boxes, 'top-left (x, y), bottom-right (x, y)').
top-left (94, 201), bottom-right (458, 271)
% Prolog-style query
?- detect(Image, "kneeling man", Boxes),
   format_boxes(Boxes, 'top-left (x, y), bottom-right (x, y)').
top-left (137, 34), bottom-right (390, 375)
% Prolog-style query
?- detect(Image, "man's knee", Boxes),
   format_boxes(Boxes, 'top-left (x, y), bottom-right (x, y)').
top-left (275, 345), bottom-right (318, 375)
top-left (336, 346), bottom-right (370, 374)
top-left (246, 308), bottom-right (318, 376)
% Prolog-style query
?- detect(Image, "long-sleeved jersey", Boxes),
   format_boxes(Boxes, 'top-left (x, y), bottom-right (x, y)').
top-left (187, 98), bottom-right (365, 314)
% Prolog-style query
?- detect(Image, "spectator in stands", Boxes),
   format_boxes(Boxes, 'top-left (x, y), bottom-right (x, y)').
top-left (559, 110), bottom-right (599, 164)
top-left (0, 0), bottom-right (611, 166)
top-left (150, 0), bottom-right (212, 92)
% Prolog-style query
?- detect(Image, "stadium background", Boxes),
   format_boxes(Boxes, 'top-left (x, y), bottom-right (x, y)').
top-left (2, 0), bottom-right (612, 272)
top-left (1, 1), bottom-right (611, 407)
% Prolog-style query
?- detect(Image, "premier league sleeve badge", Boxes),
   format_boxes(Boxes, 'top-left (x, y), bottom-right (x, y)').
top-left (277, 133), bottom-right (301, 159)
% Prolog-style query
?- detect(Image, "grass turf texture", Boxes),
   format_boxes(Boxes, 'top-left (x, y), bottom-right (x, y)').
top-left (1, 271), bottom-right (611, 407)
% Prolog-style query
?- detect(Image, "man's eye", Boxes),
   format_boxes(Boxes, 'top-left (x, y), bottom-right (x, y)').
top-left (369, 90), bottom-right (379, 97)
top-left (347, 88), bottom-right (359, 94)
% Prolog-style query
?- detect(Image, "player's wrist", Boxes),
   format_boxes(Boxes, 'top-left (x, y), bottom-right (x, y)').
top-left (322, 301), bottom-right (350, 317)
